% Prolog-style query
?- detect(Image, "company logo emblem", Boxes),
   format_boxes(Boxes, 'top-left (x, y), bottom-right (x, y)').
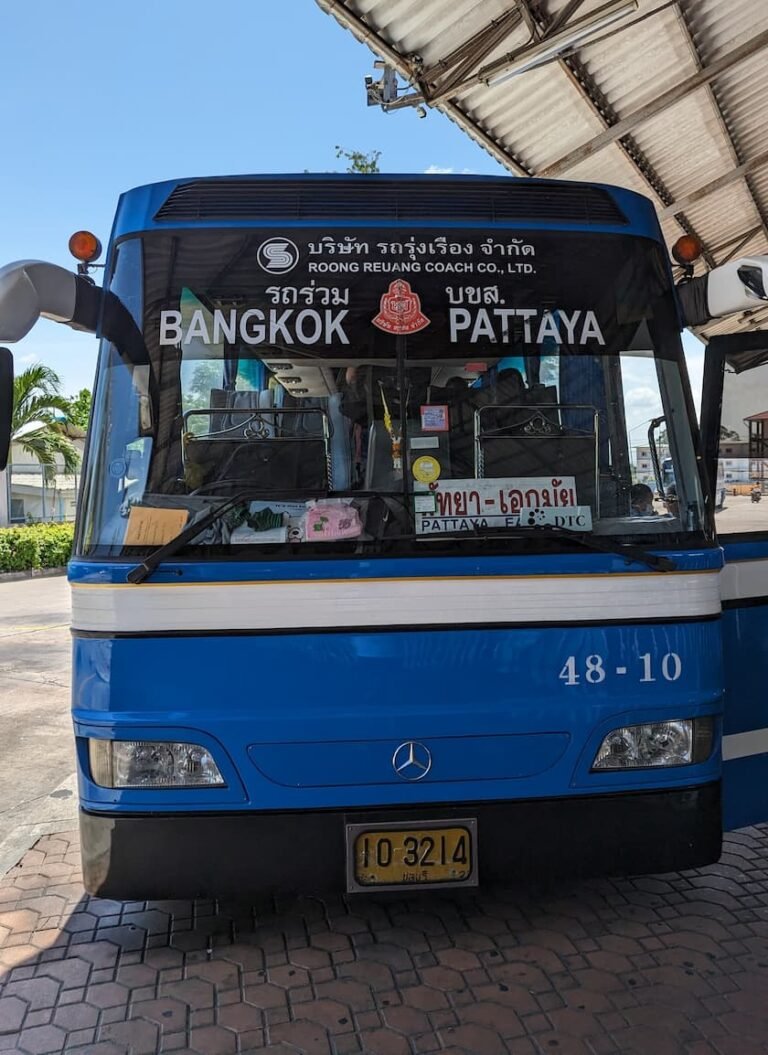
top-left (256, 237), bottom-right (300, 274)
top-left (373, 279), bottom-right (431, 335)
top-left (392, 741), bottom-right (432, 781)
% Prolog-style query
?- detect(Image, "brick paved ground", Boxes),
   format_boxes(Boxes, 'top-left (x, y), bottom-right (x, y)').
top-left (1, 829), bottom-right (768, 1054)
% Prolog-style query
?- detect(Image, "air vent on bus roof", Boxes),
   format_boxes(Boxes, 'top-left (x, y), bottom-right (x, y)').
top-left (154, 179), bottom-right (628, 225)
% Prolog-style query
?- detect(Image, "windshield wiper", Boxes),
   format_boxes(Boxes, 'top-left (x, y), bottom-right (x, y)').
top-left (126, 488), bottom-right (418, 584)
top-left (126, 489), bottom-right (309, 584)
top-left (435, 523), bottom-right (676, 571)
top-left (526, 524), bottom-right (675, 571)
top-left (127, 493), bottom-right (675, 584)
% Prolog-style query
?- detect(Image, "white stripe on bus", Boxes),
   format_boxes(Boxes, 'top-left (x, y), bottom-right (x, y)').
top-left (70, 571), bottom-right (721, 634)
top-left (722, 728), bottom-right (768, 761)
top-left (721, 557), bottom-right (768, 603)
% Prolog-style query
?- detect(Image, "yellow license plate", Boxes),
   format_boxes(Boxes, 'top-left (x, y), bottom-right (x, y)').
top-left (347, 821), bottom-right (477, 890)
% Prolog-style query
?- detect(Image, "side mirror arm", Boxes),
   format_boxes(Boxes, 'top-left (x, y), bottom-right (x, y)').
top-left (0, 347), bottom-right (12, 473)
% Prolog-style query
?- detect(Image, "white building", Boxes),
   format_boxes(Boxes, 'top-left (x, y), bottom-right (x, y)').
top-left (718, 440), bottom-right (751, 484)
top-left (633, 444), bottom-right (669, 485)
top-left (0, 433), bottom-right (84, 527)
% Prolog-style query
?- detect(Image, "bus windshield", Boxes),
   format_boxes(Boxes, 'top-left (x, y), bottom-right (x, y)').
top-left (77, 227), bottom-right (706, 558)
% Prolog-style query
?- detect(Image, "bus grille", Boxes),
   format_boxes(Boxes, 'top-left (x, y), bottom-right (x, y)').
top-left (154, 179), bottom-right (628, 225)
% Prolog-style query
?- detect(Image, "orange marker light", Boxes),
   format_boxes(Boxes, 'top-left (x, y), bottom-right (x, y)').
top-left (68, 230), bottom-right (102, 263)
top-left (672, 234), bottom-right (703, 265)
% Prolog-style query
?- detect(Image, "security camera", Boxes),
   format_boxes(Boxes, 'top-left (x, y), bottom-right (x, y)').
top-left (364, 76), bottom-right (380, 107)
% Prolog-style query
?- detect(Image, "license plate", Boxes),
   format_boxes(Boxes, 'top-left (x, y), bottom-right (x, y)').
top-left (345, 819), bottom-right (478, 892)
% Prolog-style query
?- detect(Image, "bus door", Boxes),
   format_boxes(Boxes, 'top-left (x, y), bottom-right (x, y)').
top-left (701, 330), bottom-right (768, 829)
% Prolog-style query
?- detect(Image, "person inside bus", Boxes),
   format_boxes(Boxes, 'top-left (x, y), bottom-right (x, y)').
top-left (495, 366), bottom-right (527, 404)
top-left (630, 483), bottom-right (654, 517)
top-left (475, 366), bottom-right (529, 434)
top-left (664, 484), bottom-right (679, 518)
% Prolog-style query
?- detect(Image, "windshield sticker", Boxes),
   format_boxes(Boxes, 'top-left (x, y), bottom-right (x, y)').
top-left (230, 524), bottom-right (289, 544)
top-left (420, 404), bottom-right (450, 432)
top-left (422, 477), bottom-right (578, 514)
top-left (416, 504), bottom-right (593, 535)
top-left (413, 478), bottom-right (591, 534)
top-left (305, 501), bottom-right (363, 541)
top-left (124, 506), bottom-right (189, 546)
top-left (414, 493), bottom-right (438, 514)
top-left (413, 476), bottom-right (588, 535)
top-left (412, 455), bottom-right (442, 484)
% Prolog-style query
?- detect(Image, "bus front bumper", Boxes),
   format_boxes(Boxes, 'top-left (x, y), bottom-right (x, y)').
top-left (80, 783), bottom-right (721, 899)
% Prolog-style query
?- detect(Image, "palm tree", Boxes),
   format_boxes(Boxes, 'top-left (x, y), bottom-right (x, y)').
top-left (11, 366), bottom-right (80, 509)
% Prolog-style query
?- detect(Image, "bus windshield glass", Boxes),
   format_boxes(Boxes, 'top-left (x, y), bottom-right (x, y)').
top-left (77, 228), bottom-right (706, 558)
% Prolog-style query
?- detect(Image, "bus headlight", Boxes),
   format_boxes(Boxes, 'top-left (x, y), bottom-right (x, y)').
top-left (89, 739), bottom-right (225, 788)
top-left (592, 718), bottom-right (713, 770)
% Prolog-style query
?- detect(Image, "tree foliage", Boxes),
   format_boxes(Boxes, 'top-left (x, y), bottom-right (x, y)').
top-left (335, 146), bottom-right (381, 174)
top-left (11, 364), bottom-right (80, 480)
top-left (65, 388), bottom-right (92, 430)
top-left (719, 424), bottom-right (740, 441)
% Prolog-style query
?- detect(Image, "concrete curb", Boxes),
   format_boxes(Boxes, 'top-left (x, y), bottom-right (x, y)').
top-left (0, 566), bottom-right (67, 583)
top-left (0, 772), bottom-right (79, 879)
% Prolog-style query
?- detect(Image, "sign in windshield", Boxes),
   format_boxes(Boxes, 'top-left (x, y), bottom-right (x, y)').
top-left (151, 228), bottom-right (653, 358)
top-left (75, 228), bottom-right (705, 558)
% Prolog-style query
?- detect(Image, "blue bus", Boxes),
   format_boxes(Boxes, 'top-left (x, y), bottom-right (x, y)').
top-left (1, 174), bottom-right (767, 898)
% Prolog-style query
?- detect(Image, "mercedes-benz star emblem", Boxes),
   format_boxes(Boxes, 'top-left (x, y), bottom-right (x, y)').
top-left (392, 741), bottom-right (432, 781)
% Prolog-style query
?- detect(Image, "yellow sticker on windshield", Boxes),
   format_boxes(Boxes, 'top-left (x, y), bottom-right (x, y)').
top-left (412, 455), bottom-right (441, 484)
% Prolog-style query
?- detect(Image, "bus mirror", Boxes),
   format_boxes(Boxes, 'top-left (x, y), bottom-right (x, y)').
top-left (0, 261), bottom-right (80, 342)
top-left (0, 347), bottom-right (13, 473)
top-left (647, 415), bottom-right (667, 498)
top-left (706, 255), bottom-right (768, 318)
top-left (700, 329), bottom-right (768, 510)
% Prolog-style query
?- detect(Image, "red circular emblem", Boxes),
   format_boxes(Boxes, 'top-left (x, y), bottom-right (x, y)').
top-left (372, 279), bottom-right (431, 335)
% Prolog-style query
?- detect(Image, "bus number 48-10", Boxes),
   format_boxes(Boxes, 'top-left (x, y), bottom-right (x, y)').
top-left (558, 653), bottom-right (682, 686)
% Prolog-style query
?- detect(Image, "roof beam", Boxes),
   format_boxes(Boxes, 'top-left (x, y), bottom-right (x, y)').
top-left (536, 15), bottom-right (714, 263)
top-left (420, 8), bottom-right (521, 81)
top-left (540, 29), bottom-right (768, 177)
top-left (672, 3), bottom-right (768, 273)
top-left (423, 9), bottom-right (524, 102)
top-left (546, 0), bottom-right (588, 37)
top-left (741, 306), bottom-right (768, 331)
top-left (514, 0), bottom-right (541, 42)
top-left (716, 227), bottom-right (763, 266)
top-left (659, 150), bottom-right (768, 220)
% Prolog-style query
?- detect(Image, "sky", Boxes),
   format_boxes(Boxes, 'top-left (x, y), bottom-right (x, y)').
top-left (1, 0), bottom-right (703, 428)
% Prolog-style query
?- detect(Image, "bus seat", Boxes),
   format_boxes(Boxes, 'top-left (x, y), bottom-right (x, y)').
top-left (477, 403), bottom-right (598, 509)
top-left (209, 388), bottom-right (230, 434)
top-left (327, 392), bottom-right (351, 491)
top-left (184, 388), bottom-right (330, 491)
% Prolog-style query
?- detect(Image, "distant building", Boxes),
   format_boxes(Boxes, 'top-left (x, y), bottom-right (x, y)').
top-left (745, 411), bottom-right (768, 486)
top-left (718, 440), bottom-right (751, 483)
top-left (633, 444), bottom-right (669, 484)
top-left (0, 431), bottom-right (84, 527)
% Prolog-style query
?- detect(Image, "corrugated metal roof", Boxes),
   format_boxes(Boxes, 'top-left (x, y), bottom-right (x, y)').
top-left (317, 0), bottom-right (768, 337)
